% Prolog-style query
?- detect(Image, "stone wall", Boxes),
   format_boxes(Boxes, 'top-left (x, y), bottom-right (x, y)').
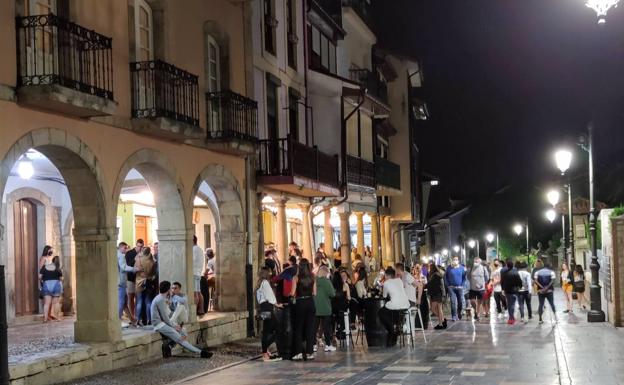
top-left (9, 312), bottom-right (249, 385)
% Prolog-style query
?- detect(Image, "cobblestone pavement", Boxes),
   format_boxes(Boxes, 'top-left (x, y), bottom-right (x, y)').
top-left (181, 291), bottom-right (624, 385)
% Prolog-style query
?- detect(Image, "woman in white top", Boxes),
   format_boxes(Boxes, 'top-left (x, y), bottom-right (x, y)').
top-left (256, 267), bottom-right (281, 362)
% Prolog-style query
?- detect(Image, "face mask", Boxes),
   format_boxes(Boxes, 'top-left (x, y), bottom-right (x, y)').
top-left (452, 260), bottom-right (459, 266)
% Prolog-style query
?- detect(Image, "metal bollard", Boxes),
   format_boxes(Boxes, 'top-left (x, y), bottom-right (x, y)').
top-left (1, 265), bottom-right (9, 385)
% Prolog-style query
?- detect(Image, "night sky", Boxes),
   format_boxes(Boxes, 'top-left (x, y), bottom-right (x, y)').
top-left (372, 0), bottom-right (624, 242)
top-left (375, 0), bottom-right (624, 201)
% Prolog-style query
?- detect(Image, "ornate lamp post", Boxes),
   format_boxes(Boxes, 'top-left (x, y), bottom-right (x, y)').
top-left (513, 223), bottom-right (530, 258)
top-left (545, 209), bottom-right (557, 223)
top-left (555, 149), bottom-right (575, 267)
top-left (585, 0), bottom-right (620, 23)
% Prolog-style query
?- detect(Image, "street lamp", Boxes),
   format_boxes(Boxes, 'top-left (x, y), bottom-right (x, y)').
top-left (547, 190), bottom-right (561, 207)
top-left (485, 233), bottom-right (495, 243)
top-left (545, 209), bottom-right (557, 223)
top-left (453, 245), bottom-right (460, 253)
top-left (467, 239), bottom-right (476, 249)
top-left (554, 149), bottom-right (572, 175)
top-left (513, 222), bottom-right (530, 258)
top-left (585, 0), bottom-right (620, 24)
top-left (554, 149), bottom-right (575, 268)
top-left (513, 224), bottom-right (523, 236)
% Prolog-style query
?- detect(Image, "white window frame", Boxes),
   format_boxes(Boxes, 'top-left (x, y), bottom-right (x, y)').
top-left (206, 35), bottom-right (221, 92)
top-left (134, 0), bottom-right (154, 62)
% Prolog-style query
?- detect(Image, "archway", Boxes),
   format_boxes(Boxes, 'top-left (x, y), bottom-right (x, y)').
top-left (0, 128), bottom-right (115, 343)
top-left (113, 149), bottom-right (189, 323)
top-left (190, 164), bottom-right (245, 311)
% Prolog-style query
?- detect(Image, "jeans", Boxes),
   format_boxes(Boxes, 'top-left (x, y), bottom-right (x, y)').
top-left (315, 316), bottom-right (333, 346)
top-left (136, 291), bottom-right (152, 324)
top-left (538, 292), bottom-right (556, 319)
top-left (293, 297), bottom-right (316, 356)
top-left (517, 291), bottom-right (532, 319)
top-left (156, 323), bottom-right (201, 354)
top-left (117, 285), bottom-right (127, 319)
top-left (261, 314), bottom-right (277, 353)
top-left (494, 291), bottom-right (507, 314)
top-left (506, 293), bottom-right (517, 320)
top-left (448, 286), bottom-right (464, 319)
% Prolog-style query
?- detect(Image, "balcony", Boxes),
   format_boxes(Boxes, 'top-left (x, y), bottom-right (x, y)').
top-left (15, 13), bottom-right (117, 117)
top-left (130, 60), bottom-right (202, 141)
top-left (257, 136), bottom-right (340, 197)
top-left (205, 90), bottom-right (258, 155)
top-left (342, 0), bottom-right (373, 30)
top-left (375, 157), bottom-right (402, 195)
top-left (346, 154), bottom-right (375, 189)
top-left (349, 68), bottom-right (388, 108)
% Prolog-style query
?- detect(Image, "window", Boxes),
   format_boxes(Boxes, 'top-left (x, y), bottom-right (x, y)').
top-left (286, 0), bottom-right (297, 69)
top-left (288, 88), bottom-right (299, 141)
top-left (376, 137), bottom-right (388, 159)
top-left (266, 75), bottom-right (279, 140)
top-left (377, 196), bottom-right (390, 209)
top-left (308, 25), bottom-right (337, 74)
top-left (206, 35), bottom-right (220, 92)
top-left (135, 0), bottom-right (153, 61)
top-left (264, 0), bottom-right (276, 55)
top-left (24, 0), bottom-right (57, 74)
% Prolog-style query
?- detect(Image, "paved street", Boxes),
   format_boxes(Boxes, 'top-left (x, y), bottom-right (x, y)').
top-left (182, 291), bottom-right (624, 385)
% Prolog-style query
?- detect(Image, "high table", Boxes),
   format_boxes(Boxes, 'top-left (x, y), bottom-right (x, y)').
top-left (361, 297), bottom-right (387, 347)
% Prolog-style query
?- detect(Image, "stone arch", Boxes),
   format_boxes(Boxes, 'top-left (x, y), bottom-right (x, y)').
top-left (112, 149), bottom-right (191, 299)
top-left (0, 127), bottom-right (116, 342)
top-left (190, 164), bottom-right (245, 311)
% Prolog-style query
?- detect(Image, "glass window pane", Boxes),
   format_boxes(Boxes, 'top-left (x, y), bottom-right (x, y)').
top-left (321, 35), bottom-right (328, 69)
top-left (312, 28), bottom-right (320, 54)
top-left (329, 42), bottom-right (336, 74)
top-left (140, 7), bottom-right (149, 27)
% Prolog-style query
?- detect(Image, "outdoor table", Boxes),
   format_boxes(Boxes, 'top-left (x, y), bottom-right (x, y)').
top-left (361, 297), bottom-right (387, 347)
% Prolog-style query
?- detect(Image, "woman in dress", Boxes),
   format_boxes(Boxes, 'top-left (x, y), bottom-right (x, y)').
top-left (40, 255), bottom-right (63, 322)
top-left (427, 263), bottom-right (447, 330)
top-left (573, 264), bottom-right (587, 310)
top-left (291, 259), bottom-right (316, 361)
top-left (560, 263), bottom-right (574, 313)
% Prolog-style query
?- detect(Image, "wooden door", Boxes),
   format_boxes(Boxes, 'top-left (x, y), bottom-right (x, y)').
top-left (135, 215), bottom-right (149, 244)
top-left (13, 199), bottom-right (39, 316)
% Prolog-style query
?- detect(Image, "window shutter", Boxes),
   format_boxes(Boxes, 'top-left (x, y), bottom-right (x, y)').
top-left (57, 0), bottom-right (69, 18)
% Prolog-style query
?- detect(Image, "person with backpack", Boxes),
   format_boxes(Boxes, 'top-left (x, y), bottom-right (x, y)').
top-left (534, 262), bottom-right (557, 324)
top-left (500, 259), bottom-right (523, 325)
top-left (468, 257), bottom-right (489, 321)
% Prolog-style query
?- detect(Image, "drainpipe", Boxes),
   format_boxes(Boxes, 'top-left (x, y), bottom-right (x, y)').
top-left (0, 265), bottom-right (8, 385)
top-left (302, 0), bottom-right (311, 146)
top-left (244, 156), bottom-right (254, 337)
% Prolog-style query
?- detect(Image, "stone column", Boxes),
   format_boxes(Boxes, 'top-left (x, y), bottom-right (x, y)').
top-left (299, 203), bottom-right (312, 259)
top-left (73, 227), bottom-right (120, 343)
top-left (370, 213), bottom-right (380, 260)
top-left (275, 197), bottom-right (288, 264)
top-left (339, 212), bottom-right (351, 268)
top-left (355, 212), bottom-right (365, 257)
top-left (216, 231), bottom-right (247, 311)
top-left (379, 215), bottom-right (386, 265)
top-left (323, 207), bottom-right (334, 257)
top-left (157, 228), bottom-right (194, 318)
top-left (384, 216), bottom-right (393, 267)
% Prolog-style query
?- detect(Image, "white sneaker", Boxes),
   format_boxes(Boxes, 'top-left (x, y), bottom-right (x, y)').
top-left (313, 345), bottom-right (317, 352)
top-left (324, 345), bottom-right (336, 352)
top-left (292, 353), bottom-right (303, 361)
top-left (307, 354), bottom-right (315, 360)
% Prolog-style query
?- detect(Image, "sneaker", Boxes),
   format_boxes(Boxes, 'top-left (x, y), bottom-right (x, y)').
top-left (563, 310), bottom-right (570, 314)
top-left (473, 315), bottom-right (480, 321)
top-left (307, 354), bottom-right (315, 360)
top-left (507, 319), bottom-right (513, 325)
top-left (313, 345), bottom-right (318, 352)
top-left (520, 317), bottom-right (525, 322)
top-left (451, 316), bottom-right (459, 322)
top-left (324, 345), bottom-right (336, 352)
top-left (200, 349), bottom-right (213, 359)
top-left (539, 318), bottom-right (544, 324)
top-left (292, 353), bottom-right (303, 361)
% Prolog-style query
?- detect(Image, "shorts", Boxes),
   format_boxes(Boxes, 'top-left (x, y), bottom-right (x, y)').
top-left (194, 275), bottom-right (201, 292)
top-left (126, 280), bottom-right (136, 294)
top-left (563, 282), bottom-right (573, 294)
top-left (41, 280), bottom-right (63, 297)
top-left (468, 290), bottom-right (485, 300)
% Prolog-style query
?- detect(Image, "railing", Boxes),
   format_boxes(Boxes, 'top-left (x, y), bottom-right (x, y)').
top-left (346, 154), bottom-right (375, 188)
top-left (349, 68), bottom-right (388, 105)
top-left (257, 135), bottom-right (339, 187)
top-left (375, 157), bottom-right (401, 190)
top-left (15, 13), bottom-right (114, 100)
top-left (206, 90), bottom-right (258, 142)
top-left (130, 60), bottom-right (199, 126)
top-left (342, 0), bottom-right (373, 29)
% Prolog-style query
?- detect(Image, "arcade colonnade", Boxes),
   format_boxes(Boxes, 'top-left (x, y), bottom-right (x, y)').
top-left (0, 103), bottom-right (252, 343)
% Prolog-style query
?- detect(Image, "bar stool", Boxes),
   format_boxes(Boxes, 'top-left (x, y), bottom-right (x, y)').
top-left (408, 306), bottom-right (427, 343)
top-left (337, 310), bottom-right (354, 348)
top-left (354, 310), bottom-right (366, 346)
top-left (390, 310), bottom-right (407, 347)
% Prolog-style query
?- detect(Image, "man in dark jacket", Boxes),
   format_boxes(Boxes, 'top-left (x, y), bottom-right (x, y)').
top-left (500, 259), bottom-right (523, 325)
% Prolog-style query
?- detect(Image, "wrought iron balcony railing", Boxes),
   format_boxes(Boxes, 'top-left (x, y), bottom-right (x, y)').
top-left (15, 13), bottom-right (114, 100)
top-left (349, 68), bottom-right (388, 105)
top-left (130, 60), bottom-right (199, 126)
top-left (206, 90), bottom-right (258, 142)
top-left (257, 135), bottom-right (340, 187)
top-left (346, 154), bottom-right (375, 188)
top-left (375, 157), bottom-right (401, 190)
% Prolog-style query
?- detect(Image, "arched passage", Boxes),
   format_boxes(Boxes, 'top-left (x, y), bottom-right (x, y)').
top-left (190, 164), bottom-right (245, 311)
top-left (0, 128), bottom-right (116, 343)
top-left (112, 149), bottom-right (190, 318)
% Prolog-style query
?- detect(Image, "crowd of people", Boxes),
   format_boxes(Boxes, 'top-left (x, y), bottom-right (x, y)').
top-left (257, 242), bottom-right (588, 361)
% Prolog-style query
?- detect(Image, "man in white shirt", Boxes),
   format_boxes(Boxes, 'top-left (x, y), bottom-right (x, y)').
top-left (395, 263), bottom-right (417, 306)
top-left (491, 260), bottom-right (507, 318)
top-left (378, 267), bottom-right (409, 347)
top-left (192, 236), bottom-right (205, 316)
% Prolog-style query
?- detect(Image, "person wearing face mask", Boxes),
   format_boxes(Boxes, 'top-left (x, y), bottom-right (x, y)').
top-left (468, 257), bottom-right (489, 321)
top-left (444, 257), bottom-right (466, 321)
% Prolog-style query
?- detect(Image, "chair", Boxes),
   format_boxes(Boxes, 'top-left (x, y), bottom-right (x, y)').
top-left (354, 311), bottom-right (366, 346)
top-left (337, 310), bottom-right (354, 348)
top-left (389, 310), bottom-right (408, 347)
